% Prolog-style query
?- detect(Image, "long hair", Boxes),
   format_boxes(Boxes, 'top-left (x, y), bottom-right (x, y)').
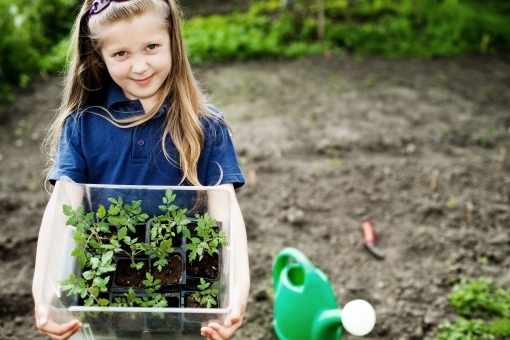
top-left (43, 0), bottom-right (221, 186)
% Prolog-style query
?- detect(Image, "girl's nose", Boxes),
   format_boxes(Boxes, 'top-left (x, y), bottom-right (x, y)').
top-left (132, 56), bottom-right (148, 74)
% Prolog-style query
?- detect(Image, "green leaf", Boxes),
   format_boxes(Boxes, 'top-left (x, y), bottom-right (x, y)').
top-left (108, 205), bottom-right (121, 216)
top-left (99, 223), bottom-right (111, 233)
top-left (63, 205), bottom-right (73, 216)
top-left (79, 255), bottom-right (87, 269)
top-left (84, 298), bottom-right (94, 307)
top-left (82, 271), bottom-right (95, 280)
top-left (98, 298), bottom-right (109, 306)
top-left (89, 239), bottom-right (101, 249)
top-left (182, 227), bottom-right (191, 238)
top-left (60, 274), bottom-right (77, 288)
top-left (128, 224), bottom-right (136, 233)
top-left (93, 276), bottom-right (109, 290)
top-left (90, 257), bottom-right (100, 269)
top-left (165, 189), bottom-right (175, 202)
top-left (118, 227), bottom-right (128, 240)
top-left (188, 250), bottom-right (197, 262)
top-left (102, 251), bottom-right (114, 264)
top-left (100, 264), bottom-right (116, 273)
top-left (97, 205), bottom-right (106, 219)
top-left (73, 234), bottom-right (86, 244)
top-left (66, 217), bottom-right (77, 226)
top-left (71, 247), bottom-right (84, 257)
top-left (160, 239), bottom-right (174, 253)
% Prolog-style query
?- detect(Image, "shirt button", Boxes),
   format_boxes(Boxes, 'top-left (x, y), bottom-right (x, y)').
top-left (138, 140), bottom-right (145, 146)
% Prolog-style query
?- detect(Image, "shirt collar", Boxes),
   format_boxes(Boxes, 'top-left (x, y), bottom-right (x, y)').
top-left (105, 83), bottom-right (169, 120)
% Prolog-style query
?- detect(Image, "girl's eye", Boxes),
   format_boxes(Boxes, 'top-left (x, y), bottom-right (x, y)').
top-left (147, 44), bottom-right (157, 50)
top-left (115, 51), bottom-right (126, 57)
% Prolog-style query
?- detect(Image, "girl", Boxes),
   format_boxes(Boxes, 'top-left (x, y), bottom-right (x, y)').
top-left (32, 0), bottom-right (250, 339)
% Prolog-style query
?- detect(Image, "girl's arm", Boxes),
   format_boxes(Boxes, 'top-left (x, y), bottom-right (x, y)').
top-left (33, 181), bottom-right (83, 339)
top-left (202, 183), bottom-right (250, 340)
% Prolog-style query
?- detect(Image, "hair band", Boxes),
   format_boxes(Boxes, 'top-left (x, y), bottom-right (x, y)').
top-left (89, 0), bottom-right (128, 18)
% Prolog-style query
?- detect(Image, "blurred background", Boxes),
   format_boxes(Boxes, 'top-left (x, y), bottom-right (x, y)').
top-left (0, 0), bottom-right (509, 116)
top-left (0, 1), bottom-right (509, 340)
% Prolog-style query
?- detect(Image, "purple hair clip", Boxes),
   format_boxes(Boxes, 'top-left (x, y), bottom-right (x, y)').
top-left (89, 0), bottom-right (126, 17)
top-left (88, 0), bottom-right (167, 19)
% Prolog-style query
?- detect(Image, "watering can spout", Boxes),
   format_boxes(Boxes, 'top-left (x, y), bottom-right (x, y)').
top-left (312, 309), bottom-right (343, 340)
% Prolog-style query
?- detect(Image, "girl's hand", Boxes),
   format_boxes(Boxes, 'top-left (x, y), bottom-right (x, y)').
top-left (35, 304), bottom-right (82, 340)
top-left (200, 289), bottom-right (246, 340)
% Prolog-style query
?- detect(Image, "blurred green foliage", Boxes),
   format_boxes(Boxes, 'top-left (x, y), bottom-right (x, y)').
top-left (0, 0), bottom-right (77, 117)
top-left (436, 277), bottom-right (510, 340)
top-left (0, 0), bottom-right (509, 119)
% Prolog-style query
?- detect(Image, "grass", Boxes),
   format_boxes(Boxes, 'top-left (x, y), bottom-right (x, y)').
top-left (436, 277), bottom-right (510, 340)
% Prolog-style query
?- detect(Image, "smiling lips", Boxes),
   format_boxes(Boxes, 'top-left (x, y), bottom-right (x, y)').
top-left (132, 74), bottom-right (154, 86)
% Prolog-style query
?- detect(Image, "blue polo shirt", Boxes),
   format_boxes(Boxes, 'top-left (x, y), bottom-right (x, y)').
top-left (49, 83), bottom-right (245, 190)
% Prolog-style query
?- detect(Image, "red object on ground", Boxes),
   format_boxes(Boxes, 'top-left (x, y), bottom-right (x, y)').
top-left (362, 220), bottom-right (376, 244)
top-left (362, 220), bottom-right (386, 259)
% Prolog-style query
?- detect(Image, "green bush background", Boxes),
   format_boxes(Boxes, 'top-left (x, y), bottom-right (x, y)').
top-left (0, 0), bottom-right (509, 117)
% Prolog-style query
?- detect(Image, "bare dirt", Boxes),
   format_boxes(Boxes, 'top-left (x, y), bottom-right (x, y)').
top-left (0, 53), bottom-right (509, 340)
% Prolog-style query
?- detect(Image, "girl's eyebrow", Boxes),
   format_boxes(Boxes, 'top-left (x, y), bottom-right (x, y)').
top-left (103, 36), bottom-right (166, 51)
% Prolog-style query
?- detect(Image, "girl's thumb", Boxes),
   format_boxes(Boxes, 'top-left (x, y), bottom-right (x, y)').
top-left (225, 303), bottom-right (241, 328)
top-left (37, 304), bottom-right (48, 326)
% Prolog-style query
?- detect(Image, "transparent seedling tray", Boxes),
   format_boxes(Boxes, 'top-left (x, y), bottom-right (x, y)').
top-left (40, 176), bottom-right (233, 340)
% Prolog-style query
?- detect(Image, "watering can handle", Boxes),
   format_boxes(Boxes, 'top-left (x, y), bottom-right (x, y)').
top-left (272, 247), bottom-right (315, 290)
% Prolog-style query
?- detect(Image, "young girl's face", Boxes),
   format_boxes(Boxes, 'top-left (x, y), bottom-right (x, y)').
top-left (100, 12), bottom-right (171, 112)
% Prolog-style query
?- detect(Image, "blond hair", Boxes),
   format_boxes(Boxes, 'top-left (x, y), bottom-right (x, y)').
top-left (43, 0), bottom-right (221, 186)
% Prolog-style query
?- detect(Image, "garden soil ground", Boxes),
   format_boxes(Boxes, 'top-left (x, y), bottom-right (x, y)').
top-left (0, 54), bottom-right (509, 340)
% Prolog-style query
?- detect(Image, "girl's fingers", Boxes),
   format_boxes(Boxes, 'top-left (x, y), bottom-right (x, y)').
top-left (36, 304), bottom-right (82, 340)
top-left (202, 322), bottom-right (236, 340)
top-left (39, 320), bottom-right (82, 340)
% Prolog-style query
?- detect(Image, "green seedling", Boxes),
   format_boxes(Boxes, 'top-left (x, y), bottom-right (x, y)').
top-left (60, 251), bottom-right (115, 307)
top-left (104, 198), bottom-right (149, 232)
top-left (111, 287), bottom-right (139, 308)
top-left (447, 196), bottom-right (458, 210)
top-left (111, 274), bottom-right (168, 310)
top-left (185, 213), bottom-right (227, 262)
top-left (330, 154), bottom-right (341, 168)
top-left (364, 77), bottom-right (375, 87)
top-left (192, 278), bottom-right (218, 308)
top-left (478, 132), bottom-right (488, 148)
top-left (139, 273), bottom-right (168, 308)
top-left (64, 197), bottom-right (149, 269)
top-left (149, 189), bottom-right (190, 271)
top-left (61, 198), bottom-right (152, 304)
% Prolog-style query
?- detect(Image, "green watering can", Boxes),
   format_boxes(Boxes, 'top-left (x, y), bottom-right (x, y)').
top-left (273, 247), bottom-right (376, 340)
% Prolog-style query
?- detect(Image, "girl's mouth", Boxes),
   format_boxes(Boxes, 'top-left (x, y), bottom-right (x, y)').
top-left (133, 75), bottom-right (154, 86)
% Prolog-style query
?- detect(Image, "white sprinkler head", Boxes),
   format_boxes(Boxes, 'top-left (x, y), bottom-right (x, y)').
top-left (342, 299), bottom-right (376, 336)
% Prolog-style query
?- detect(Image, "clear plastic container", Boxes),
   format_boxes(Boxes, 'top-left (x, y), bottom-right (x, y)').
top-left (40, 176), bottom-right (233, 340)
